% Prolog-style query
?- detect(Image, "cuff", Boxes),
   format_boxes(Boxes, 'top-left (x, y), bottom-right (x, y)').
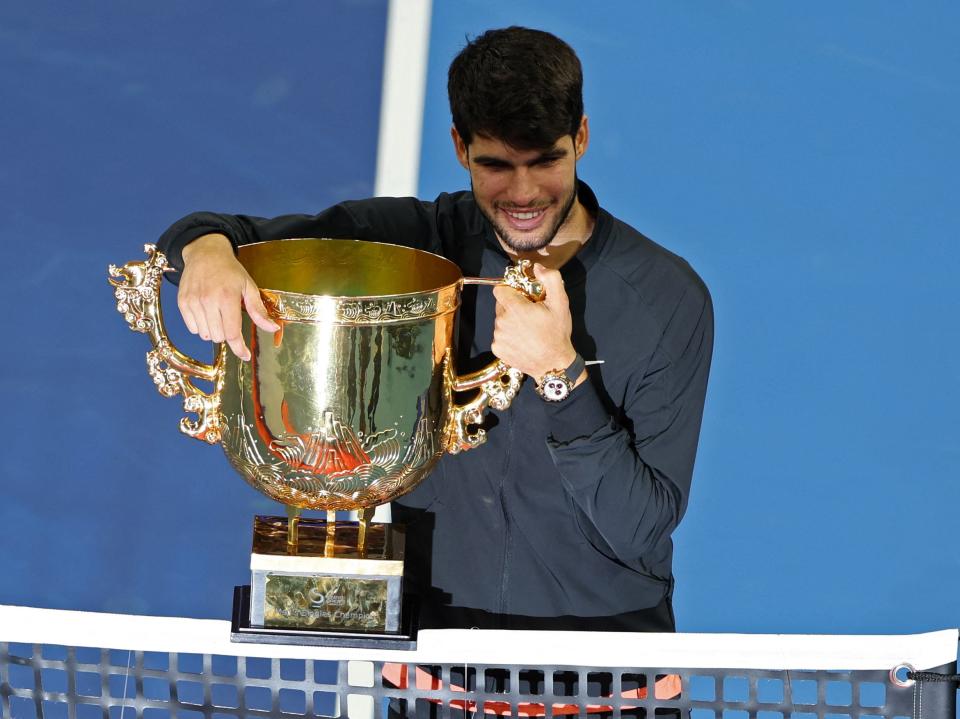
top-left (157, 217), bottom-right (239, 285)
top-left (542, 377), bottom-right (611, 445)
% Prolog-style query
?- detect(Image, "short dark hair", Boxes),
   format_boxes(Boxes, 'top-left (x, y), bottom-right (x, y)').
top-left (447, 26), bottom-right (584, 150)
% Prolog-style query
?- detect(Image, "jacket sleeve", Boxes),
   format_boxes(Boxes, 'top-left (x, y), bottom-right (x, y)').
top-left (155, 199), bottom-right (439, 283)
top-left (544, 284), bottom-right (713, 570)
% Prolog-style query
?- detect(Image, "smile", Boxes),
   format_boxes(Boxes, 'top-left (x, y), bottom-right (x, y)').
top-left (506, 209), bottom-right (545, 220)
top-left (498, 206), bottom-right (549, 232)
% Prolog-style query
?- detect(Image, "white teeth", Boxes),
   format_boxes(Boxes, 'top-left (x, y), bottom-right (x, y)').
top-left (508, 210), bottom-right (542, 220)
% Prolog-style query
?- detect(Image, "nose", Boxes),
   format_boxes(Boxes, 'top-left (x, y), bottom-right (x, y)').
top-left (506, 167), bottom-right (538, 207)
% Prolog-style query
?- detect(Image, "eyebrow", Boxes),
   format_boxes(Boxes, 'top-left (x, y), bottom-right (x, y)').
top-left (472, 147), bottom-right (569, 167)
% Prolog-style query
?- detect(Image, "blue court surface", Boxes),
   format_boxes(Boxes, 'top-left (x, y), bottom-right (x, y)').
top-left (0, 1), bottom-right (957, 635)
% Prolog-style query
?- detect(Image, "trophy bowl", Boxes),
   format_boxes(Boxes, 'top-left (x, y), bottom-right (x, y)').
top-left (109, 239), bottom-right (540, 511)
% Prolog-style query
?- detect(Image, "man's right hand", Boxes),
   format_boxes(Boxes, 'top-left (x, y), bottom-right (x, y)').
top-left (177, 233), bottom-right (279, 361)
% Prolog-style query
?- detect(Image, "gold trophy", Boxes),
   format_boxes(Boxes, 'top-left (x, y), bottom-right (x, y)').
top-left (109, 239), bottom-right (540, 646)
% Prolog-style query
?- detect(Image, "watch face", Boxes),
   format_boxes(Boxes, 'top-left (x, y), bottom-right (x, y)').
top-left (541, 375), bottom-right (570, 401)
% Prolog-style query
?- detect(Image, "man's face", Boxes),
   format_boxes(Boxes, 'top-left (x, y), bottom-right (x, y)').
top-left (452, 117), bottom-right (589, 253)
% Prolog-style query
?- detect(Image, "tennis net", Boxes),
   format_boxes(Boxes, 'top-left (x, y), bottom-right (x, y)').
top-left (1, 605), bottom-right (956, 719)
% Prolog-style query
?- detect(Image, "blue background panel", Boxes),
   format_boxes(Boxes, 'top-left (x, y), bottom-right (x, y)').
top-left (422, 2), bottom-right (960, 634)
top-left (0, 1), bottom-right (388, 618)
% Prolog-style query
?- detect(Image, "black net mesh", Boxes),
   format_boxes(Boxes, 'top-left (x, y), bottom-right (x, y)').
top-left (1, 640), bottom-right (955, 719)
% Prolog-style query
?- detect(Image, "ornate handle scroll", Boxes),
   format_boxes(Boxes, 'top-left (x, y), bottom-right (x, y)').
top-left (445, 260), bottom-right (544, 453)
top-left (108, 244), bottom-right (223, 443)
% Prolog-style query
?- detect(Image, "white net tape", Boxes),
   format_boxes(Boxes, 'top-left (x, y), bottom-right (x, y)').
top-left (1, 606), bottom-right (956, 719)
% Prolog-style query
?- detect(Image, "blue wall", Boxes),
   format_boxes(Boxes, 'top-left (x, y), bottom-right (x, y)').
top-left (0, 1), bottom-right (388, 618)
top-left (422, 3), bottom-right (960, 634)
top-left (2, 2), bottom-right (958, 636)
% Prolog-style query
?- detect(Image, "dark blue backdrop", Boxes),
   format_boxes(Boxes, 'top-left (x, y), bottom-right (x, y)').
top-left (421, 2), bottom-right (960, 634)
top-left (0, 2), bottom-right (388, 618)
top-left (2, 2), bottom-right (958, 636)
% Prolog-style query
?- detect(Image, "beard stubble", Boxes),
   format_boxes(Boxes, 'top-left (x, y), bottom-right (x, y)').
top-left (475, 180), bottom-right (579, 253)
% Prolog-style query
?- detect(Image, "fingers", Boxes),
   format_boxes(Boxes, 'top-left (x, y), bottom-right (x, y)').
top-left (220, 292), bottom-right (251, 361)
top-left (178, 286), bottom-right (211, 341)
top-left (176, 244), bottom-right (266, 361)
top-left (202, 301), bottom-right (226, 344)
top-left (178, 296), bottom-right (200, 336)
top-left (178, 288), bottom-right (214, 342)
top-left (177, 276), bottom-right (275, 361)
top-left (179, 284), bottom-right (258, 361)
top-left (492, 282), bottom-right (529, 310)
top-left (532, 263), bottom-right (567, 309)
top-left (244, 284), bottom-right (280, 333)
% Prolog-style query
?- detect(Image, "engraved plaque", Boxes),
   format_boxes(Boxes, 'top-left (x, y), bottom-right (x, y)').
top-left (264, 575), bottom-right (389, 631)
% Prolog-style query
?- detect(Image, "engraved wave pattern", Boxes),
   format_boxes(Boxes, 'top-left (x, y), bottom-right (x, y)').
top-left (221, 403), bottom-right (441, 509)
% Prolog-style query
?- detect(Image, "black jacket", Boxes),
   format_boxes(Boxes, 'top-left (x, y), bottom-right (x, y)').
top-left (158, 182), bottom-right (713, 631)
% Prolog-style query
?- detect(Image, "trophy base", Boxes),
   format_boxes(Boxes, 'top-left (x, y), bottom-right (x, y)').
top-left (248, 515), bottom-right (408, 636)
top-left (230, 585), bottom-right (418, 649)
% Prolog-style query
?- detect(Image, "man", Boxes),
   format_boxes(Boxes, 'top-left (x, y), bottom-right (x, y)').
top-left (158, 26), bottom-right (713, 631)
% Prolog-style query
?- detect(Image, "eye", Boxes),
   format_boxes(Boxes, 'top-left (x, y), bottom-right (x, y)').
top-left (475, 159), bottom-right (511, 171)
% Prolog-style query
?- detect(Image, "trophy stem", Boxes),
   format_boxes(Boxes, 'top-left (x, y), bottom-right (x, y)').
top-left (285, 505), bottom-right (301, 555)
top-left (357, 507), bottom-right (375, 558)
top-left (324, 510), bottom-right (336, 557)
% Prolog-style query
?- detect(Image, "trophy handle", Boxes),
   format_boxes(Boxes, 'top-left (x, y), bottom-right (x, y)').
top-left (108, 244), bottom-right (223, 444)
top-left (446, 260), bottom-right (544, 453)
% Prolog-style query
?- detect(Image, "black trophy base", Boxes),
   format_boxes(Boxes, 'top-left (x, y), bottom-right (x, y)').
top-left (230, 585), bottom-right (418, 650)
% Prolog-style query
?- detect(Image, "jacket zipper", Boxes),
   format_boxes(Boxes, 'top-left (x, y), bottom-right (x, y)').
top-left (497, 407), bottom-right (516, 625)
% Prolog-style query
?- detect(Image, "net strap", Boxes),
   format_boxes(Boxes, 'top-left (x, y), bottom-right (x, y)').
top-left (908, 671), bottom-right (960, 684)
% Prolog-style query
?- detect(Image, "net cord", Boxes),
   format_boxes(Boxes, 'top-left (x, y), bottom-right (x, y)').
top-left (0, 605), bottom-right (956, 670)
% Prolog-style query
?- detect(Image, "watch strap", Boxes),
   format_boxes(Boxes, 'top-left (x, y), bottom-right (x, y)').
top-left (563, 352), bottom-right (586, 384)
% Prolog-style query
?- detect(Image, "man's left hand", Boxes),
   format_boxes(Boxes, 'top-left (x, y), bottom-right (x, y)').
top-left (491, 264), bottom-right (580, 382)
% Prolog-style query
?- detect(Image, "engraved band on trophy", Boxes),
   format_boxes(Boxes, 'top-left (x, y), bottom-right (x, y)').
top-left (109, 238), bottom-right (542, 647)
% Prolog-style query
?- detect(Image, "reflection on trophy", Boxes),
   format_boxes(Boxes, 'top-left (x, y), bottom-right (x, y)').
top-left (109, 239), bottom-right (540, 647)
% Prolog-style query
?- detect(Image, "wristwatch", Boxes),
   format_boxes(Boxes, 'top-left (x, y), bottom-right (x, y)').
top-left (535, 353), bottom-right (586, 402)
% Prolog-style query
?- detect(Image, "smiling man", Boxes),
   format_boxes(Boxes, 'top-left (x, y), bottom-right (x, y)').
top-left (157, 27), bottom-right (713, 632)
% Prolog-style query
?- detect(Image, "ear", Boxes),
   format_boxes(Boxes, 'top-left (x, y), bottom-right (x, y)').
top-left (574, 115), bottom-right (590, 159)
top-left (451, 126), bottom-right (470, 170)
